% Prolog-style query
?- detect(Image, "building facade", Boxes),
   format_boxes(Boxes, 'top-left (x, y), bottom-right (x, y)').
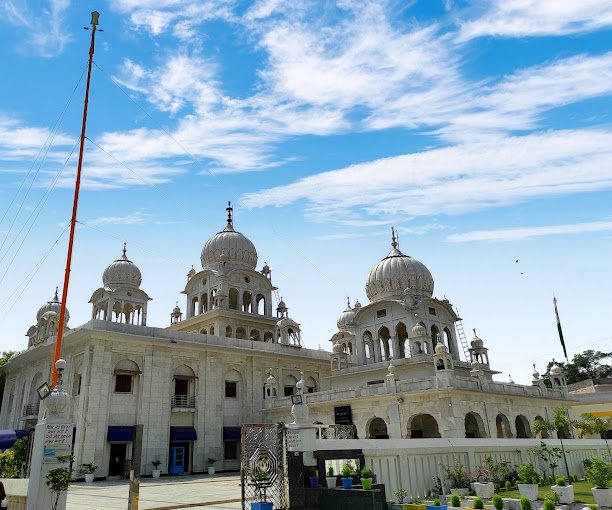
top-left (0, 206), bottom-right (574, 477)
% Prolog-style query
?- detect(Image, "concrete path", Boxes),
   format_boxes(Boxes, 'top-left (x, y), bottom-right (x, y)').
top-left (67, 473), bottom-right (243, 510)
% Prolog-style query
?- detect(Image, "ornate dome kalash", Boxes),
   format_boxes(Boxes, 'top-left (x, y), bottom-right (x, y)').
top-left (102, 244), bottom-right (142, 288)
top-left (36, 288), bottom-right (69, 322)
top-left (201, 202), bottom-right (257, 271)
top-left (365, 228), bottom-right (434, 302)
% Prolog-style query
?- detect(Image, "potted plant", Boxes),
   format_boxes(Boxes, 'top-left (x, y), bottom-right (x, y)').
top-left (360, 467), bottom-right (373, 490)
top-left (207, 457), bottom-right (216, 475)
top-left (517, 463), bottom-right (539, 501)
top-left (551, 476), bottom-right (574, 504)
top-left (471, 467), bottom-right (494, 499)
top-left (444, 462), bottom-right (470, 496)
top-left (341, 464), bottom-right (353, 489)
top-left (79, 462), bottom-right (97, 483)
top-left (251, 468), bottom-right (273, 510)
top-left (585, 456), bottom-right (612, 508)
top-left (152, 460), bottom-right (162, 478)
top-left (46, 454), bottom-right (74, 510)
top-left (308, 466), bottom-right (319, 488)
top-left (394, 488), bottom-right (409, 504)
top-left (326, 466), bottom-right (337, 489)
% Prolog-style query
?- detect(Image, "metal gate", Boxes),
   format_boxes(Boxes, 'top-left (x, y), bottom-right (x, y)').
top-left (241, 423), bottom-right (288, 510)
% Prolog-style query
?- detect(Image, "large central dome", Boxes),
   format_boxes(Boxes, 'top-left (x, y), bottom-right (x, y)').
top-left (201, 203), bottom-right (258, 271)
top-left (365, 229), bottom-right (434, 302)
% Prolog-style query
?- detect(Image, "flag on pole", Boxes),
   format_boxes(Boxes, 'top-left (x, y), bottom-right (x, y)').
top-left (553, 297), bottom-right (568, 362)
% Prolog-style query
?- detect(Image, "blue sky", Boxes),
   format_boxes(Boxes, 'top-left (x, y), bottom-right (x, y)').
top-left (0, 0), bottom-right (611, 383)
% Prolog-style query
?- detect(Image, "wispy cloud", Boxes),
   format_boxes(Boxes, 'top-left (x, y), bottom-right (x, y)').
top-left (0, 0), bottom-right (71, 57)
top-left (84, 211), bottom-right (154, 226)
top-left (314, 232), bottom-right (367, 241)
top-left (458, 0), bottom-right (612, 40)
top-left (241, 129), bottom-right (612, 221)
top-left (447, 221), bottom-right (612, 242)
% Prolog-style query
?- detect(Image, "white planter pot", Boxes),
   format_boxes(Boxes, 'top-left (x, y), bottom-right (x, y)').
top-left (152, 469), bottom-right (161, 479)
top-left (473, 482), bottom-right (494, 499)
top-left (84, 473), bottom-right (94, 483)
top-left (452, 489), bottom-right (469, 497)
top-left (326, 476), bottom-right (337, 488)
top-left (551, 485), bottom-right (574, 504)
top-left (518, 484), bottom-right (539, 501)
top-left (208, 466), bottom-right (215, 475)
top-left (591, 488), bottom-right (612, 508)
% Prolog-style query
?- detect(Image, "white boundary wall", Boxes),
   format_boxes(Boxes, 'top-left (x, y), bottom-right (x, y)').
top-left (315, 438), bottom-right (609, 500)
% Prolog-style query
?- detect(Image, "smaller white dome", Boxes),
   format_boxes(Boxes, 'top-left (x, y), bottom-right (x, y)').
top-left (103, 245), bottom-right (142, 288)
top-left (266, 370), bottom-right (277, 385)
top-left (411, 323), bottom-right (427, 337)
top-left (277, 317), bottom-right (299, 329)
top-left (337, 298), bottom-right (355, 330)
top-left (471, 329), bottom-right (484, 349)
top-left (435, 342), bottom-right (448, 354)
top-left (532, 364), bottom-right (540, 380)
top-left (332, 342), bottom-right (344, 354)
top-left (550, 362), bottom-right (562, 375)
top-left (172, 302), bottom-right (181, 314)
top-left (36, 289), bottom-right (69, 323)
top-left (353, 299), bottom-right (362, 309)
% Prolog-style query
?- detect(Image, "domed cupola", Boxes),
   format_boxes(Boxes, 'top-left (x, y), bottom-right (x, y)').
top-left (201, 202), bottom-right (258, 271)
top-left (36, 288), bottom-right (69, 323)
top-left (337, 298), bottom-right (356, 330)
top-left (102, 243), bottom-right (142, 288)
top-left (365, 228), bottom-right (434, 303)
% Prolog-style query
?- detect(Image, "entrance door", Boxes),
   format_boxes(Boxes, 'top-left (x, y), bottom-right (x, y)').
top-left (169, 446), bottom-right (186, 475)
top-left (109, 443), bottom-right (127, 477)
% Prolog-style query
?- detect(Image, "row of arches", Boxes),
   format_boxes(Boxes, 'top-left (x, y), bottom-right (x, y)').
top-left (190, 289), bottom-right (268, 316)
top-left (198, 326), bottom-right (277, 343)
top-left (362, 323), bottom-right (454, 363)
top-left (362, 412), bottom-right (548, 439)
top-left (93, 300), bottom-right (145, 325)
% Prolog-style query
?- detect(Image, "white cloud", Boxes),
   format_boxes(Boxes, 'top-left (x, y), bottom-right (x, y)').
top-left (84, 212), bottom-right (153, 226)
top-left (447, 221), bottom-right (612, 242)
top-left (458, 0), bottom-right (612, 40)
top-left (0, 0), bottom-right (71, 57)
top-left (241, 129), bottom-right (612, 221)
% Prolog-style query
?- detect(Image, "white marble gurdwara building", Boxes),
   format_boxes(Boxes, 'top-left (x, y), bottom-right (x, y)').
top-left (0, 205), bottom-right (570, 477)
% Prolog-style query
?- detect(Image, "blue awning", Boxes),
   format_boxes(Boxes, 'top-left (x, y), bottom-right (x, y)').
top-left (107, 426), bottom-right (135, 442)
top-left (15, 430), bottom-right (29, 440)
top-left (223, 426), bottom-right (241, 440)
top-left (170, 426), bottom-right (197, 441)
top-left (0, 430), bottom-right (17, 450)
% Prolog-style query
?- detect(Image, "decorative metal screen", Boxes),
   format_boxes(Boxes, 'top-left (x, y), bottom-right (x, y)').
top-left (241, 423), bottom-right (288, 510)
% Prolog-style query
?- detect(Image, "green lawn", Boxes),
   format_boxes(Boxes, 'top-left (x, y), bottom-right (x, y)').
top-left (502, 481), bottom-right (595, 505)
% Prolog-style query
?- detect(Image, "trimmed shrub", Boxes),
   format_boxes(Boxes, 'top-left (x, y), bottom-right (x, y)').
top-left (505, 481), bottom-right (511, 491)
top-left (474, 497), bottom-right (484, 510)
top-left (520, 497), bottom-right (532, 510)
top-left (543, 500), bottom-right (555, 510)
top-left (434, 499), bottom-right (441, 506)
top-left (493, 494), bottom-right (504, 510)
top-left (555, 477), bottom-right (566, 486)
top-left (450, 494), bottom-right (461, 507)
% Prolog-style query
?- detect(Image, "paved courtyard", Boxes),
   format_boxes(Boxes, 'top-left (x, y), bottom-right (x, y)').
top-left (67, 473), bottom-right (243, 510)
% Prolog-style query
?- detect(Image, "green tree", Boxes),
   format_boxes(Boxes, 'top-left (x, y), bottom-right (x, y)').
top-left (573, 413), bottom-right (612, 459)
top-left (0, 351), bottom-right (17, 412)
top-left (544, 350), bottom-right (612, 385)
top-left (533, 408), bottom-right (572, 484)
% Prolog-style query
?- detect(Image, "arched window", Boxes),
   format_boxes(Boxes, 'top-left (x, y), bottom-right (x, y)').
top-left (236, 327), bottom-right (246, 340)
top-left (229, 288), bottom-right (239, 310)
top-left (251, 329), bottom-right (261, 342)
top-left (465, 412), bottom-right (486, 438)
top-left (173, 365), bottom-right (195, 408)
top-left (408, 414), bottom-right (440, 438)
top-left (114, 359), bottom-right (140, 393)
top-left (284, 375), bottom-right (297, 396)
top-left (202, 293), bottom-right (208, 312)
top-left (191, 297), bottom-right (199, 316)
top-left (200, 328), bottom-right (208, 334)
top-left (263, 331), bottom-right (273, 342)
top-left (496, 413), bottom-right (511, 438)
top-left (306, 376), bottom-right (317, 393)
top-left (256, 294), bottom-right (265, 315)
top-left (431, 325), bottom-right (440, 347)
top-left (378, 326), bottom-right (391, 360)
top-left (368, 417), bottom-right (389, 439)
top-left (443, 327), bottom-right (453, 355)
top-left (515, 415), bottom-right (531, 438)
top-left (396, 322), bottom-right (408, 358)
top-left (363, 330), bottom-right (373, 361)
top-left (242, 291), bottom-right (252, 313)
top-left (224, 369), bottom-right (242, 399)
top-left (225, 325), bottom-right (232, 337)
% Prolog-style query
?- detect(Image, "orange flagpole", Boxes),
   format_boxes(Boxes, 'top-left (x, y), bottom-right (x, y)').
top-left (51, 11), bottom-right (101, 387)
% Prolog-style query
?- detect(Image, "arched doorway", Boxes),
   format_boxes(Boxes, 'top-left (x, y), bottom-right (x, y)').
top-left (496, 413), bottom-right (512, 438)
top-left (408, 414), bottom-right (440, 438)
top-left (465, 412), bottom-right (486, 438)
top-left (368, 417), bottom-right (389, 439)
top-left (515, 415), bottom-right (531, 438)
